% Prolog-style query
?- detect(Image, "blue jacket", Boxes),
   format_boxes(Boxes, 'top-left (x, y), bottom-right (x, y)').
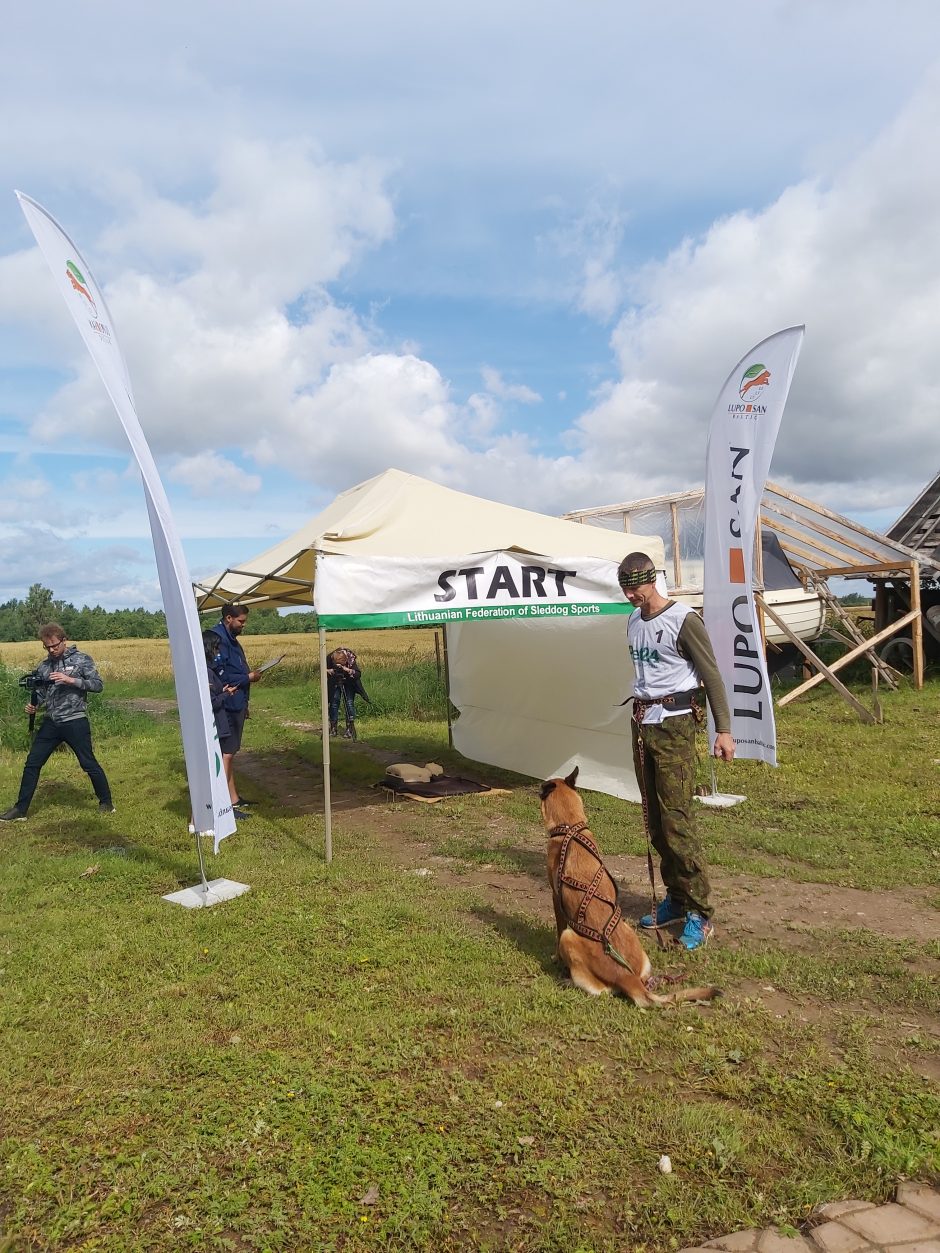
top-left (211, 622), bottom-right (250, 712)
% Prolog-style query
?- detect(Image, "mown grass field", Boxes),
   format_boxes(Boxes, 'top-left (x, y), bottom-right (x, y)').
top-left (0, 634), bottom-right (937, 1251)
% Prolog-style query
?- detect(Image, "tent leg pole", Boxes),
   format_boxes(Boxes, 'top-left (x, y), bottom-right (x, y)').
top-left (319, 627), bottom-right (333, 864)
top-left (442, 626), bottom-right (454, 750)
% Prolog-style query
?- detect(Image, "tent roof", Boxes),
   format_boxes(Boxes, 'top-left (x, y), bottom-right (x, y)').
top-left (194, 468), bottom-right (664, 610)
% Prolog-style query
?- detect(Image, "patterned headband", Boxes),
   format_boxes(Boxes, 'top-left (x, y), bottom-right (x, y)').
top-left (618, 567), bottom-right (656, 588)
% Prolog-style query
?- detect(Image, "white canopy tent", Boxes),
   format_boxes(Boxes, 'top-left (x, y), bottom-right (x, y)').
top-left (195, 470), bottom-right (664, 858)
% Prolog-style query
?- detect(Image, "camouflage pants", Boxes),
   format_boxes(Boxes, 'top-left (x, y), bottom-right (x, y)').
top-left (631, 713), bottom-right (713, 919)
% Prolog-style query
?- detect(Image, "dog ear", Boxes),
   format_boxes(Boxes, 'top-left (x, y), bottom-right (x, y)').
top-left (539, 779), bottom-right (556, 801)
top-left (564, 766), bottom-right (579, 790)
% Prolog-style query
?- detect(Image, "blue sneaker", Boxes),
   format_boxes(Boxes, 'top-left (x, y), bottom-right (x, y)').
top-left (678, 911), bottom-right (714, 951)
top-left (233, 806), bottom-right (251, 821)
top-left (639, 895), bottom-right (686, 929)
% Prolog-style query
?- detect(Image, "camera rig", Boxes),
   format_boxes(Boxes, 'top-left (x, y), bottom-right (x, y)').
top-left (18, 670), bottom-right (52, 737)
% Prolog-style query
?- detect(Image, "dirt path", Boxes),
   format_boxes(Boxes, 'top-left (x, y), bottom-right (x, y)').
top-left (254, 747), bottom-right (939, 1078)
top-left (121, 701), bottom-right (939, 1071)
top-left (119, 700), bottom-right (939, 946)
top-left (232, 734), bottom-right (940, 946)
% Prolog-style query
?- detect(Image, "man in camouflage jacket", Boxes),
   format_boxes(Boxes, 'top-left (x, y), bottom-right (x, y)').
top-left (0, 623), bottom-right (114, 820)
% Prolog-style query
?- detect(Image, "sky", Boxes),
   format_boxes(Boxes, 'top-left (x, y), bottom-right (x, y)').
top-left (2, 1), bottom-right (940, 610)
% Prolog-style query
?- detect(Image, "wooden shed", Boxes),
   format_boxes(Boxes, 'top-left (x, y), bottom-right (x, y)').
top-left (565, 480), bottom-right (931, 718)
top-left (882, 471), bottom-right (940, 667)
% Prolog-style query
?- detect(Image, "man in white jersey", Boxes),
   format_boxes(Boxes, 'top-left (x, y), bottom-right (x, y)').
top-left (619, 552), bottom-right (736, 951)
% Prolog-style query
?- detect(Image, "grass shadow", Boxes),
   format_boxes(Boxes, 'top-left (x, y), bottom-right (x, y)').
top-left (492, 844), bottom-right (545, 879)
top-left (17, 777), bottom-right (105, 814)
top-left (470, 903), bottom-right (556, 974)
top-left (33, 815), bottom-right (199, 886)
top-left (615, 880), bottom-right (653, 919)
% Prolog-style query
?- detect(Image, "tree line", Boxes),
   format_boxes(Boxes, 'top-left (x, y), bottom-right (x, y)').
top-left (0, 585), bottom-right (317, 642)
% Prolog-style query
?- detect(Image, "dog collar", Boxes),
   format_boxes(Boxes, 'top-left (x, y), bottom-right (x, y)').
top-left (548, 821), bottom-right (589, 838)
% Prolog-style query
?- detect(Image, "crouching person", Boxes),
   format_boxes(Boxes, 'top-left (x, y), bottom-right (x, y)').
top-left (326, 647), bottom-right (370, 740)
top-left (0, 624), bottom-right (114, 821)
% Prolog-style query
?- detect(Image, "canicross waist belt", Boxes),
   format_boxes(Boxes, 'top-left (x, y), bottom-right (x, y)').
top-left (635, 687), bottom-right (703, 711)
top-left (632, 687), bottom-right (706, 727)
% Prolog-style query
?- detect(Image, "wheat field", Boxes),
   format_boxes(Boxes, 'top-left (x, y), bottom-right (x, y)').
top-left (0, 628), bottom-right (440, 681)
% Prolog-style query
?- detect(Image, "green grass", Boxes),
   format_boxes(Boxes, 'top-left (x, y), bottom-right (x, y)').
top-left (374, 681), bottom-right (938, 894)
top-left (0, 656), bottom-right (938, 1250)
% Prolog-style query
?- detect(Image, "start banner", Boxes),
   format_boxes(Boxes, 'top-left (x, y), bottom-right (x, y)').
top-left (315, 552), bottom-right (635, 629)
top-left (702, 326), bottom-right (804, 767)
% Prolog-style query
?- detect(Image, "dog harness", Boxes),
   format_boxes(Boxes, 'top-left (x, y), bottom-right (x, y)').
top-left (549, 822), bottom-right (638, 972)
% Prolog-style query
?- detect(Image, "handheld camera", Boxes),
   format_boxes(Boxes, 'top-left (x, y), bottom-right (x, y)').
top-left (18, 670), bottom-right (51, 736)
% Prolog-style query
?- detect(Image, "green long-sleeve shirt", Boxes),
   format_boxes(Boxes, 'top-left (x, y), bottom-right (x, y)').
top-left (675, 610), bottom-right (732, 734)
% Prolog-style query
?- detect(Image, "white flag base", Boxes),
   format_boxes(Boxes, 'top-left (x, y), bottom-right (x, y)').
top-left (162, 878), bottom-right (251, 909)
top-left (695, 792), bottom-right (747, 809)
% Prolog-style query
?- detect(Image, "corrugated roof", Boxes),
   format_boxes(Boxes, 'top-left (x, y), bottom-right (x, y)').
top-left (886, 470), bottom-right (940, 567)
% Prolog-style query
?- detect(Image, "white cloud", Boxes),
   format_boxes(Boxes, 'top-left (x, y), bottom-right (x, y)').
top-left (5, 57), bottom-right (940, 605)
top-left (0, 473), bottom-right (79, 529)
top-left (569, 75), bottom-right (940, 510)
top-left (462, 368), bottom-right (542, 444)
top-left (262, 353), bottom-right (462, 486)
top-left (479, 366), bottom-right (541, 405)
top-left (169, 452), bottom-right (262, 497)
top-left (20, 141), bottom-right (394, 460)
top-left (71, 467), bottom-right (124, 496)
top-left (16, 78), bottom-right (940, 535)
top-left (0, 530), bottom-right (156, 609)
top-left (548, 198), bottom-right (628, 322)
top-left (101, 140), bottom-right (395, 309)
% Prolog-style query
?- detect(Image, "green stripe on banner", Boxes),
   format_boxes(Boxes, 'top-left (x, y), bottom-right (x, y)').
top-left (318, 602), bottom-right (634, 630)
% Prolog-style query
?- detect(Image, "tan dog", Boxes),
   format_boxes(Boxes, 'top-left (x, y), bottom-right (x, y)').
top-left (540, 767), bottom-right (720, 1008)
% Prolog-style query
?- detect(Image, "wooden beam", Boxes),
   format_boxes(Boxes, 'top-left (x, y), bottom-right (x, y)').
top-left (764, 517), bottom-right (858, 565)
top-left (817, 582), bottom-right (898, 690)
top-left (762, 499), bottom-right (889, 564)
top-left (909, 561), bottom-right (924, 689)
top-left (755, 594), bottom-right (876, 723)
top-left (769, 532), bottom-right (836, 570)
top-left (765, 481), bottom-right (922, 558)
top-left (776, 608), bottom-right (919, 706)
top-left (670, 500), bottom-right (682, 590)
top-left (814, 560), bottom-right (914, 578)
top-left (564, 486), bottom-right (704, 519)
top-left (754, 516), bottom-right (766, 652)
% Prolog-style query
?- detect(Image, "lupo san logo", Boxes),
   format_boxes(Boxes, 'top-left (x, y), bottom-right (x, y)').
top-left (738, 362), bottom-right (771, 401)
top-left (66, 260), bottom-right (97, 318)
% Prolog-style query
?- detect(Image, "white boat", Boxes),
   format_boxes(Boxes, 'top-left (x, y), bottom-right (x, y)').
top-left (668, 545), bottom-right (826, 646)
